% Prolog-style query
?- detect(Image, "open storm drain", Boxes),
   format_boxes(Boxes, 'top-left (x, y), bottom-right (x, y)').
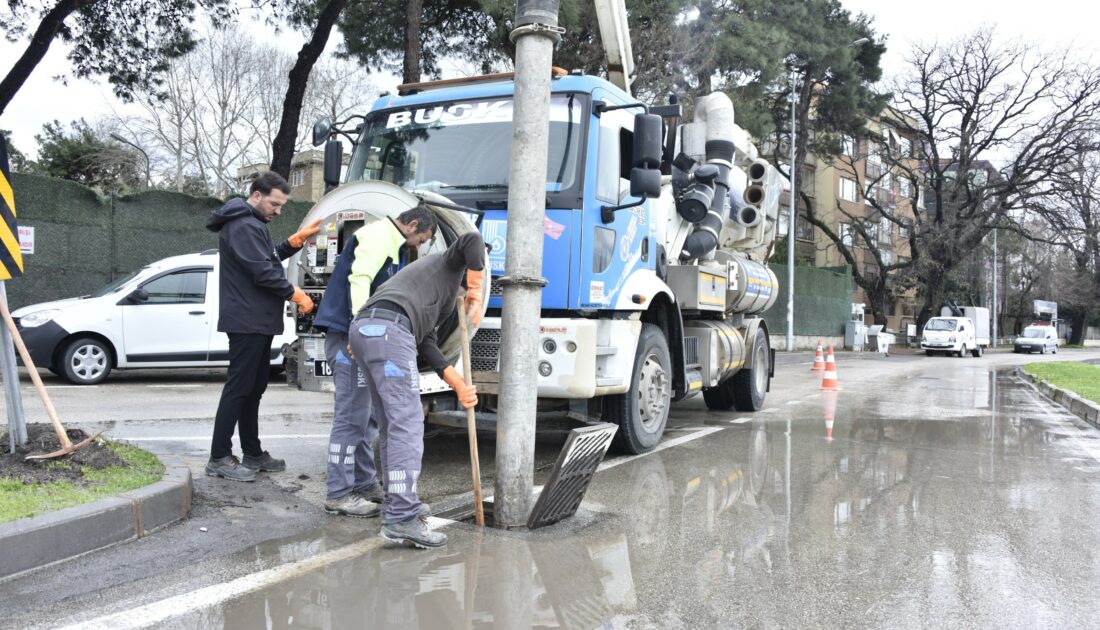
top-left (526, 422), bottom-right (618, 530)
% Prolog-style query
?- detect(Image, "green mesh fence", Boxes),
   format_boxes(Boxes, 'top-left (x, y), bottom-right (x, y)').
top-left (7, 173), bottom-right (313, 309)
top-left (761, 263), bottom-right (852, 336)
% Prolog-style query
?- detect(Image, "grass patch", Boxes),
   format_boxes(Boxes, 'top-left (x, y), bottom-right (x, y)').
top-left (0, 441), bottom-right (164, 524)
top-left (1023, 361), bottom-right (1100, 405)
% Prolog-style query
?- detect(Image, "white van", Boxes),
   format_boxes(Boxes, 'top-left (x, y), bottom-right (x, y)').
top-left (920, 316), bottom-right (987, 357)
top-left (12, 251), bottom-right (295, 384)
top-left (1013, 325), bottom-right (1059, 354)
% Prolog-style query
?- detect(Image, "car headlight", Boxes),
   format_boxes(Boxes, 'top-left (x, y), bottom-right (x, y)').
top-left (948, 335), bottom-right (956, 343)
top-left (18, 309), bottom-right (60, 328)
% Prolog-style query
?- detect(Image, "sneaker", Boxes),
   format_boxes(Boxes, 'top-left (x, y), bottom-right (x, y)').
top-left (353, 483), bottom-right (384, 503)
top-left (242, 451), bottom-right (286, 472)
top-left (324, 493), bottom-right (380, 518)
top-left (380, 515), bottom-right (447, 549)
top-left (205, 455), bottom-right (257, 482)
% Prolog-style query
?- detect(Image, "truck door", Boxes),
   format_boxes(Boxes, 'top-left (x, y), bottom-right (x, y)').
top-left (580, 106), bottom-right (651, 309)
top-left (121, 267), bottom-right (213, 364)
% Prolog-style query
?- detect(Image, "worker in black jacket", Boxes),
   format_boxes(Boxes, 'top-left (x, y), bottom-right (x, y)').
top-left (204, 171), bottom-right (319, 482)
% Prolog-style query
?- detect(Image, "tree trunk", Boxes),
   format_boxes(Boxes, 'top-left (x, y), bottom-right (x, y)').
top-left (0, 0), bottom-right (97, 115)
top-left (270, 0), bottom-right (349, 177)
top-left (1069, 311), bottom-right (1087, 346)
top-left (402, 0), bottom-right (422, 84)
top-left (916, 271), bottom-right (947, 330)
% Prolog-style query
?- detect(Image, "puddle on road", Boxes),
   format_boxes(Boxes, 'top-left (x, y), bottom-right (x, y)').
top-left (160, 369), bottom-right (1100, 628)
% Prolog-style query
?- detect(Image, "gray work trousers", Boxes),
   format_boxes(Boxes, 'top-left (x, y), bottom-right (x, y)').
top-left (348, 316), bottom-right (424, 524)
top-left (324, 331), bottom-right (379, 500)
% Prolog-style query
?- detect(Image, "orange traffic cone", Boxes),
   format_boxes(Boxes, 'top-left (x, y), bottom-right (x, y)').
top-left (820, 346), bottom-right (839, 391)
top-left (810, 340), bottom-right (825, 371)
top-left (822, 389), bottom-right (838, 441)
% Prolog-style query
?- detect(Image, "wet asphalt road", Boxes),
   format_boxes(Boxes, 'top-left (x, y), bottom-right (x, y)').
top-left (4, 348), bottom-right (1100, 628)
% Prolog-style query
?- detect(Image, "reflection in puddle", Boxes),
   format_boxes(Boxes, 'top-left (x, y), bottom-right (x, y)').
top-left (171, 371), bottom-right (1100, 628)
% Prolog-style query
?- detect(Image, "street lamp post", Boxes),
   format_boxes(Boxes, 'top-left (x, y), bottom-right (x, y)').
top-left (785, 37), bottom-right (871, 353)
top-left (109, 133), bottom-right (150, 189)
top-left (785, 69), bottom-right (800, 353)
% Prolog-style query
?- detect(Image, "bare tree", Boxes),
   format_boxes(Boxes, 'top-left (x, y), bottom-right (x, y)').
top-left (1040, 145), bottom-right (1100, 344)
top-left (885, 29), bottom-right (1100, 327)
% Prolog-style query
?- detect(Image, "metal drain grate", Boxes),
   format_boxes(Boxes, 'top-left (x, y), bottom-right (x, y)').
top-left (527, 423), bottom-right (618, 530)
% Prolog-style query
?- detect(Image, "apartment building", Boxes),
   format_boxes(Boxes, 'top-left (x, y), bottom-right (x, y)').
top-left (782, 106), bottom-right (923, 330)
top-left (237, 149), bottom-right (349, 202)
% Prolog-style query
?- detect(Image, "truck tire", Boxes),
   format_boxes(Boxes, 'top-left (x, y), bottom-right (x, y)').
top-left (972, 345), bottom-right (983, 358)
top-left (60, 337), bottom-right (112, 385)
top-left (607, 324), bottom-right (671, 454)
top-left (705, 328), bottom-right (769, 412)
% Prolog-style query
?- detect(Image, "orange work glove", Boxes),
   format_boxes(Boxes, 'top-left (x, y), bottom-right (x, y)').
top-left (464, 269), bottom-right (485, 328)
top-left (442, 366), bottom-right (478, 409)
top-left (289, 288), bottom-right (314, 315)
top-left (288, 218), bottom-right (322, 248)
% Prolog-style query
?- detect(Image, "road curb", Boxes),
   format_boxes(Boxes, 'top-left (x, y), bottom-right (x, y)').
top-left (0, 455), bottom-right (192, 581)
top-left (1015, 367), bottom-right (1100, 429)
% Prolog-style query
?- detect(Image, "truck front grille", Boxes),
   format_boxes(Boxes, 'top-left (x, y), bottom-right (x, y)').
top-left (471, 328), bottom-right (501, 372)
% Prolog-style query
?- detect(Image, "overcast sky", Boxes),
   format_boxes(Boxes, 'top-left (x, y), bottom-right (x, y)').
top-left (2, 1), bottom-right (1099, 158)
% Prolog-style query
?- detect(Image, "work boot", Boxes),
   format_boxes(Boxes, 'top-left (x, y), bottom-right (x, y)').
top-left (242, 451), bottom-right (286, 472)
top-left (353, 483), bottom-right (384, 503)
top-left (205, 455), bottom-right (257, 482)
top-left (380, 515), bottom-right (447, 549)
top-left (324, 493), bottom-right (380, 518)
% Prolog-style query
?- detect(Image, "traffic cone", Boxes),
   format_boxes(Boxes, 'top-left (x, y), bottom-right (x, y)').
top-left (810, 340), bottom-right (825, 371)
top-left (820, 346), bottom-right (839, 391)
top-left (822, 389), bottom-right (838, 441)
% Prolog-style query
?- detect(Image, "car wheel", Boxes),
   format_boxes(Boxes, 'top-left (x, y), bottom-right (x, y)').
top-left (1039, 346), bottom-right (1046, 355)
top-left (60, 337), bottom-right (112, 385)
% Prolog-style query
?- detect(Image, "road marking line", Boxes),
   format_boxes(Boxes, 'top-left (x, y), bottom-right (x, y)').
top-left (785, 400), bottom-right (802, 405)
top-left (731, 417), bottom-right (751, 424)
top-left (58, 518), bottom-right (457, 629)
top-left (119, 434), bottom-right (331, 442)
top-left (148, 384), bottom-right (205, 388)
top-left (598, 426), bottom-right (724, 472)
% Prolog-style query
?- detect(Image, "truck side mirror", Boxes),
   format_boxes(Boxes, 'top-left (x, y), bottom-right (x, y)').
top-left (323, 139), bottom-right (343, 193)
top-left (630, 168), bottom-right (661, 198)
top-left (312, 118), bottom-right (332, 147)
top-left (633, 113), bottom-right (662, 170)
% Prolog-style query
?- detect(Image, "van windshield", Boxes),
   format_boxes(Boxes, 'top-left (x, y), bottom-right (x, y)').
top-left (92, 269), bottom-right (144, 297)
top-left (1022, 328), bottom-right (1047, 338)
top-left (347, 95), bottom-right (583, 196)
top-left (925, 319), bottom-right (957, 331)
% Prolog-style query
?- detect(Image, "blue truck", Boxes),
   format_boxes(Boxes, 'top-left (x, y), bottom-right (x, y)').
top-left (288, 70), bottom-right (784, 454)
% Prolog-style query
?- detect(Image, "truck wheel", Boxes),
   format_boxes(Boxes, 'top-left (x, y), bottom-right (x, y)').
top-left (731, 329), bottom-right (769, 411)
top-left (60, 337), bottom-right (112, 385)
top-left (607, 324), bottom-right (671, 455)
top-left (703, 329), bottom-right (770, 412)
top-left (972, 345), bottom-right (983, 358)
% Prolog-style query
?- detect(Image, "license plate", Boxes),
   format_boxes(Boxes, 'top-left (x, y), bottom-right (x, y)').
top-left (314, 360), bottom-right (332, 377)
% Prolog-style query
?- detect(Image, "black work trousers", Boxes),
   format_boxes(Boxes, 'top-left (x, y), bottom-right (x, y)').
top-left (210, 333), bottom-right (275, 459)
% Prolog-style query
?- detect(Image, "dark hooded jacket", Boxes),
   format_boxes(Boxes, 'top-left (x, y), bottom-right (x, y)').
top-left (360, 231), bottom-right (485, 374)
top-left (206, 198), bottom-right (299, 335)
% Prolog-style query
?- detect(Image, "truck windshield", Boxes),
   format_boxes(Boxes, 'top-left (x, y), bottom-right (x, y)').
top-left (925, 319), bottom-right (957, 331)
top-left (347, 94), bottom-right (583, 195)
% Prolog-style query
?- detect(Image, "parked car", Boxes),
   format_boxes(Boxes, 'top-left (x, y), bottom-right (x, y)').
top-left (12, 250), bottom-right (295, 384)
top-left (1013, 325), bottom-right (1059, 354)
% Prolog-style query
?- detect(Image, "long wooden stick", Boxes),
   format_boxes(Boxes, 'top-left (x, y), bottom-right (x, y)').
top-left (0, 294), bottom-right (71, 450)
top-left (456, 297), bottom-right (485, 527)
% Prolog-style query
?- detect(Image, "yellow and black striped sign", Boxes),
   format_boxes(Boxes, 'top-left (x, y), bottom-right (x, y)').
top-left (0, 135), bottom-right (24, 280)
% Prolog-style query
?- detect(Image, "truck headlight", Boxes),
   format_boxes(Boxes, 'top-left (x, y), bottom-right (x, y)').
top-left (948, 335), bottom-right (956, 343)
top-left (19, 309), bottom-right (60, 328)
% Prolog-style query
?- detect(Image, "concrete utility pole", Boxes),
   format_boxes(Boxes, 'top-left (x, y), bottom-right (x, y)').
top-left (495, 0), bottom-right (563, 528)
top-left (992, 227), bottom-right (998, 345)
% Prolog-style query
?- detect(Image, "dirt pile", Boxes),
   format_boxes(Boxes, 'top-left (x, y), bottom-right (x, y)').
top-left (0, 426), bottom-right (125, 485)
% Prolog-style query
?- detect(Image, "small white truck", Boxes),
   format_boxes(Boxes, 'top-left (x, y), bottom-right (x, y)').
top-left (920, 305), bottom-right (990, 358)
